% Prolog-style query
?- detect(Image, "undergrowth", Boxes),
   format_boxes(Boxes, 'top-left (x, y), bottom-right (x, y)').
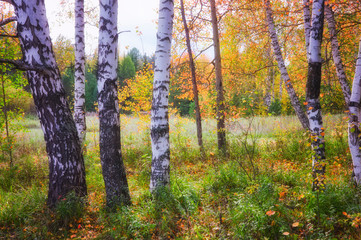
top-left (0, 114), bottom-right (359, 239)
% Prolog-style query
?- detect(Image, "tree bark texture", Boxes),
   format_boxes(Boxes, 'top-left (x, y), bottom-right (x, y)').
top-left (180, 0), bottom-right (203, 149)
top-left (348, 39), bottom-right (361, 184)
top-left (306, 0), bottom-right (325, 191)
top-left (325, 5), bottom-right (351, 106)
top-left (264, 0), bottom-right (310, 130)
top-left (264, 44), bottom-right (274, 107)
top-left (150, 0), bottom-right (174, 192)
top-left (303, 0), bottom-right (311, 54)
top-left (74, 0), bottom-right (86, 144)
top-left (210, 0), bottom-right (226, 153)
top-left (13, 0), bottom-right (87, 207)
top-left (98, 0), bottom-right (131, 206)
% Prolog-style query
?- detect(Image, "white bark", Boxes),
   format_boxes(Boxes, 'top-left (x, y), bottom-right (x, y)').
top-left (98, 0), bottom-right (130, 206)
top-left (12, 0), bottom-right (87, 206)
top-left (348, 39), bottom-right (361, 184)
top-left (74, 0), bottom-right (86, 144)
top-left (308, 1), bottom-right (323, 63)
top-left (150, 0), bottom-right (174, 192)
top-left (306, 0), bottom-right (325, 190)
top-left (264, 0), bottom-right (309, 130)
top-left (303, 0), bottom-right (311, 53)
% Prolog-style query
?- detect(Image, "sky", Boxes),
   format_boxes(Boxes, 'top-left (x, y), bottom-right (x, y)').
top-left (44, 0), bottom-right (159, 57)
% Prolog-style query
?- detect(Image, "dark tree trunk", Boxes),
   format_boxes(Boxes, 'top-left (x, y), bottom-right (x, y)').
top-left (180, 0), bottom-right (203, 150)
top-left (13, 0), bottom-right (87, 207)
top-left (98, 0), bottom-right (131, 207)
top-left (210, 0), bottom-right (226, 153)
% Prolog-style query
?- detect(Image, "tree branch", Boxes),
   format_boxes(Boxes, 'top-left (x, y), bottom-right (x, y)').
top-left (0, 0), bottom-right (14, 5)
top-left (0, 16), bottom-right (16, 27)
top-left (0, 59), bottom-right (53, 75)
top-left (194, 44), bottom-right (214, 60)
top-left (0, 34), bottom-right (17, 38)
top-left (117, 30), bottom-right (131, 35)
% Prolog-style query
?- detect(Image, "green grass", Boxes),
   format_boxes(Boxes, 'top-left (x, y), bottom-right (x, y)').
top-left (0, 114), bottom-right (359, 239)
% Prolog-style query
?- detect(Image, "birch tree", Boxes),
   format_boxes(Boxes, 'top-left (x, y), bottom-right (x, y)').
top-left (264, 0), bottom-right (310, 130)
top-left (210, 0), bottom-right (226, 153)
top-left (0, 0), bottom-right (87, 207)
top-left (180, 0), bottom-right (203, 149)
top-left (324, 5), bottom-right (351, 105)
top-left (303, 0), bottom-right (311, 53)
top-left (74, 0), bottom-right (86, 144)
top-left (306, 0), bottom-right (325, 190)
top-left (348, 39), bottom-right (361, 184)
top-left (98, 0), bottom-right (131, 206)
top-left (150, 0), bottom-right (174, 192)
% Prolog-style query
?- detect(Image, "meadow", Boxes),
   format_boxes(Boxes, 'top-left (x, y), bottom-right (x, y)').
top-left (0, 113), bottom-right (360, 239)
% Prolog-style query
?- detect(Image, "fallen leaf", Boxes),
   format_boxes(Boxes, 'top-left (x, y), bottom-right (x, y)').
top-left (292, 222), bottom-right (299, 227)
top-left (266, 210), bottom-right (275, 216)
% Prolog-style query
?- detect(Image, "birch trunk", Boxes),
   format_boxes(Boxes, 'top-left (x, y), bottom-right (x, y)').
top-left (264, 44), bottom-right (273, 107)
top-left (348, 39), bottom-right (361, 184)
top-left (13, 0), bottom-right (87, 207)
top-left (74, 0), bottom-right (86, 144)
top-left (98, 0), bottom-right (131, 206)
top-left (303, 0), bottom-right (311, 53)
top-left (180, 0), bottom-right (203, 149)
top-left (325, 5), bottom-right (351, 105)
top-left (306, 0), bottom-right (325, 191)
top-left (150, 0), bottom-right (174, 192)
top-left (210, 0), bottom-right (226, 153)
top-left (264, 0), bottom-right (310, 130)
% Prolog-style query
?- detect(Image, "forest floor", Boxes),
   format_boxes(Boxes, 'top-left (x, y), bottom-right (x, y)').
top-left (1, 114), bottom-right (361, 239)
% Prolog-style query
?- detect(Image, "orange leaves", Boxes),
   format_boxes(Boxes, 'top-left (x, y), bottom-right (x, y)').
top-left (266, 210), bottom-right (276, 216)
top-left (292, 222), bottom-right (299, 227)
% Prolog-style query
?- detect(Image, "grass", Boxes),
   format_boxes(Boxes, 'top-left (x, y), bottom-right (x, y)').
top-left (0, 113), bottom-right (360, 239)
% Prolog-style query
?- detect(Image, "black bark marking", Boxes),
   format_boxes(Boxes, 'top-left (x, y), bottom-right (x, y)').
top-left (306, 62), bottom-right (322, 100)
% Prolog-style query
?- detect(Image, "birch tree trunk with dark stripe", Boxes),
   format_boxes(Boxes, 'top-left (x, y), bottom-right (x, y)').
top-left (264, 0), bottom-right (310, 130)
top-left (98, 0), bottom-right (131, 206)
top-left (210, 0), bottom-right (226, 153)
top-left (325, 5), bottom-right (351, 105)
top-left (180, 0), bottom-right (203, 150)
top-left (306, 0), bottom-right (325, 191)
top-left (150, 0), bottom-right (174, 192)
top-left (12, 0), bottom-right (87, 207)
top-left (348, 39), bottom-right (361, 184)
top-left (74, 0), bottom-right (86, 144)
